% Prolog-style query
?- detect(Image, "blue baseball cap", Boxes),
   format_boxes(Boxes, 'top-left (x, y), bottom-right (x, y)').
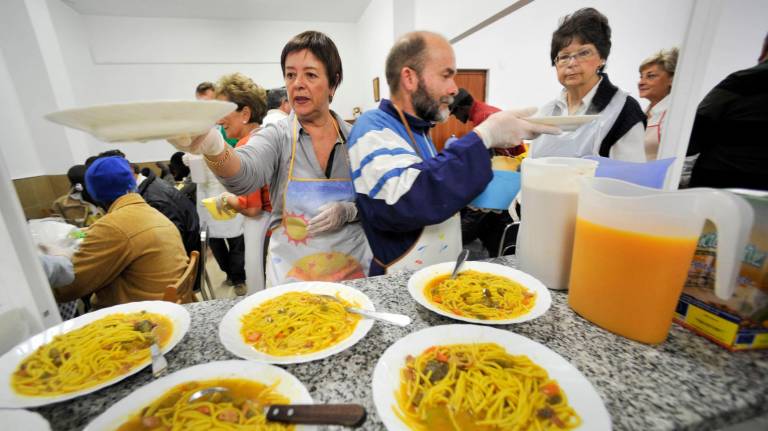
top-left (85, 156), bottom-right (136, 204)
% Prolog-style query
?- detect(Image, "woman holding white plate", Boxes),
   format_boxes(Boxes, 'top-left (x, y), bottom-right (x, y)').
top-left (531, 8), bottom-right (646, 161)
top-left (169, 31), bottom-right (371, 287)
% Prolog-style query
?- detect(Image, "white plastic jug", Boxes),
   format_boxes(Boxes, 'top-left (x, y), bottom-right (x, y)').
top-left (516, 157), bottom-right (598, 290)
top-left (568, 178), bottom-right (754, 344)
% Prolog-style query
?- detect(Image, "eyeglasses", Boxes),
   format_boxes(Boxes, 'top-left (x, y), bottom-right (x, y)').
top-left (555, 49), bottom-right (596, 66)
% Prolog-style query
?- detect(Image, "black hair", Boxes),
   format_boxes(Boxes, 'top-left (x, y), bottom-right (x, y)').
top-left (280, 31), bottom-right (343, 101)
top-left (550, 8), bottom-right (612, 69)
top-left (196, 81), bottom-right (214, 94)
top-left (450, 88), bottom-right (474, 111)
top-left (169, 152), bottom-right (190, 181)
top-left (97, 149), bottom-right (127, 159)
top-left (267, 87), bottom-right (288, 110)
top-left (66, 164), bottom-right (86, 187)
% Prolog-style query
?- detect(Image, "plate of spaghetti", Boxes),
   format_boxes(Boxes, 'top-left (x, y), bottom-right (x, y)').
top-left (0, 301), bottom-right (190, 408)
top-left (219, 282), bottom-right (375, 364)
top-left (372, 324), bottom-right (610, 431)
top-left (84, 360), bottom-right (314, 431)
top-left (407, 261), bottom-right (551, 324)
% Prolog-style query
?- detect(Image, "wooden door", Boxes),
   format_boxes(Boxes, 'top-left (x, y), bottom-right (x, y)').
top-left (432, 69), bottom-right (488, 151)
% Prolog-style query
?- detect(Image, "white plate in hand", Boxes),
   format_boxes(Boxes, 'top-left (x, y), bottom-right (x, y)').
top-left (526, 115), bottom-right (599, 131)
top-left (44, 100), bottom-right (236, 142)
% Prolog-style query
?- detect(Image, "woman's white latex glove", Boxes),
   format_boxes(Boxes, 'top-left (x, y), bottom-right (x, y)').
top-left (215, 192), bottom-right (238, 214)
top-left (167, 128), bottom-right (226, 156)
top-left (474, 108), bottom-right (561, 149)
top-left (307, 202), bottom-right (358, 236)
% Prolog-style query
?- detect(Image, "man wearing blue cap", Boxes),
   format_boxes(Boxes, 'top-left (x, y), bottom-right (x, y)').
top-left (53, 156), bottom-right (188, 308)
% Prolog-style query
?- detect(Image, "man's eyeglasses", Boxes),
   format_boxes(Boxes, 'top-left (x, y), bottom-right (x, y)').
top-left (555, 49), bottom-right (596, 66)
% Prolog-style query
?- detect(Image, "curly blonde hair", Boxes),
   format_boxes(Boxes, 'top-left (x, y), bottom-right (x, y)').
top-left (215, 73), bottom-right (268, 124)
top-left (639, 47), bottom-right (679, 76)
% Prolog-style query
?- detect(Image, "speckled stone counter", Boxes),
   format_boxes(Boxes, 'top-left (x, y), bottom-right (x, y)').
top-left (33, 256), bottom-right (768, 430)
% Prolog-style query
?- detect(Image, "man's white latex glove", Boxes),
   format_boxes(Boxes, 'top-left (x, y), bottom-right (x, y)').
top-left (167, 128), bottom-right (226, 156)
top-left (307, 202), bottom-right (358, 236)
top-left (474, 107), bottom-right (561, 149)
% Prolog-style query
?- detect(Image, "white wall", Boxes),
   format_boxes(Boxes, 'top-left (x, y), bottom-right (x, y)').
top-left (447, 0), bottom-right (693, 111)
top-left (414, 0), bottom-right (518, 41)
top-left (356, 0), bottom-right (395, 111)
top-left (0, 50), bottom-right (44, 178)
top-left (70, 15), bottom-right (364, 163)
top-left (698, 0), bottom-right (767, 97)
top-left (0, 147), bottom-right (61, 350)
top-left (0, 0), bottom-right (85, 177)
top-left (5, 0), bottom-right (765, 176)
top-left (3, 1), bottom-right (372, 171)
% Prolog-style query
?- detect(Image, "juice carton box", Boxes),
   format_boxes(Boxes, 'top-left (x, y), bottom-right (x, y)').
top-left (675, 190), bottom-right (768, 351)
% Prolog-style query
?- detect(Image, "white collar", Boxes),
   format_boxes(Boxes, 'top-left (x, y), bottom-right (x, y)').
top-left (648, 95), bottom-right (671, 117)
top-left (556, 77), bottom-right (602, 115)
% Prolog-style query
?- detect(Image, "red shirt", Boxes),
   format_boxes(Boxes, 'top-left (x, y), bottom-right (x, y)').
top-left (235, 136), bottom-right (272, 212)
top-left (470, 101), bottom-right (526, 157)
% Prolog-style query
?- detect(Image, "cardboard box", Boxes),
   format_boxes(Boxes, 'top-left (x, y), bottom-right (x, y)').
top-left (675, 190), bottom-right (768, 351)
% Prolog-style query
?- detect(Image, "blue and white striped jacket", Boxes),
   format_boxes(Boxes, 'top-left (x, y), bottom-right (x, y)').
top-left (347, 99), bottom-right (492, 276)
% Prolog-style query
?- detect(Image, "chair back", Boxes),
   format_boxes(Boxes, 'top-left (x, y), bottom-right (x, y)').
top-left (163, 250), bottom-right (199, 304)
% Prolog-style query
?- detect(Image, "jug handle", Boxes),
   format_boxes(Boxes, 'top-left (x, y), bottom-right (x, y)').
top-left (696, 191), bottom-right (754, 299)
top-left (509, 191), bottom-right (522, 223)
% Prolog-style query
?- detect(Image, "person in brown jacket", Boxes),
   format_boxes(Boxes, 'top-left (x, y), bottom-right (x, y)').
top-left (53, 156), bottom-right (188, 309)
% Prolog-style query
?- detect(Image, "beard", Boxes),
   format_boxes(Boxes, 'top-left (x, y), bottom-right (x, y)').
top-left (412, 79), bottom-right (453, 123)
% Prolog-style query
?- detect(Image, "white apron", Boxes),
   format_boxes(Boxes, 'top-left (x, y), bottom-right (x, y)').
top-left (265, 116), bottom-right (372, 287)
top-left (383, 105), bottom-right (462, 274)
top-left (190, 155), bottom-right (244, 239)
top-left (530, 89), bottom-right (627, 159)
top-left (244, 212), bottom-right (270, 293)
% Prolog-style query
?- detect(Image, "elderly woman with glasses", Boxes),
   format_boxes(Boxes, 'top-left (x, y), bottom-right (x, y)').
top-left (638, 48), bottom-right (679, 160)
top-left (169, 31), bottom-right (371, 287)
top-left (531, 8), bottom-right (646, 161)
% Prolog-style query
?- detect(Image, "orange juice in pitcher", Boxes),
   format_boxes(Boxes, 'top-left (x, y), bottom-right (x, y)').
top-left (568, 178), bottom-right (753, 344)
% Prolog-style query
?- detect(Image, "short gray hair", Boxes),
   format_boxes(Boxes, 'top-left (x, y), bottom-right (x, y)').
top-left (639, 47), bottom-right (679, 76)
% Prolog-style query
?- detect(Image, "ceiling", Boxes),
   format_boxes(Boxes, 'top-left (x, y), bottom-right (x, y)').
top-left (60, 0), bottom-right (374, 22)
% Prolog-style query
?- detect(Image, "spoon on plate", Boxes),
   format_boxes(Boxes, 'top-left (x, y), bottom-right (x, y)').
top-left (187, 387), bottom-right (366, 427)
top-left (149, 329), bottom-right (167, 378)
top-left (450, 249), bottom-right (470, 279)
top-left (319, 295), bottom-right (411, 327)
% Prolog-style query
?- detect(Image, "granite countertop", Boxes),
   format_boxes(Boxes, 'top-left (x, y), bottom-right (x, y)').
top-left (33, 256), bottom-right (768, 430)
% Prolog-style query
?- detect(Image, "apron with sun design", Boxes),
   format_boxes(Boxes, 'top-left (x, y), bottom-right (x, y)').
top-left (265, 115), bottom-right (372, 287)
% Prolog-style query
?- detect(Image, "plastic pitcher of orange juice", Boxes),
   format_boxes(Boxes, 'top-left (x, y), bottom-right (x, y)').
top-left (568, 178), bottom-right (754, 344)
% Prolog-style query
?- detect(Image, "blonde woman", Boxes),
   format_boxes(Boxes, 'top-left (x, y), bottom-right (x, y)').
top-left (213, 73), bottom-right (271, 295)
top-left (638, 48), bottom-right (679, 160)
